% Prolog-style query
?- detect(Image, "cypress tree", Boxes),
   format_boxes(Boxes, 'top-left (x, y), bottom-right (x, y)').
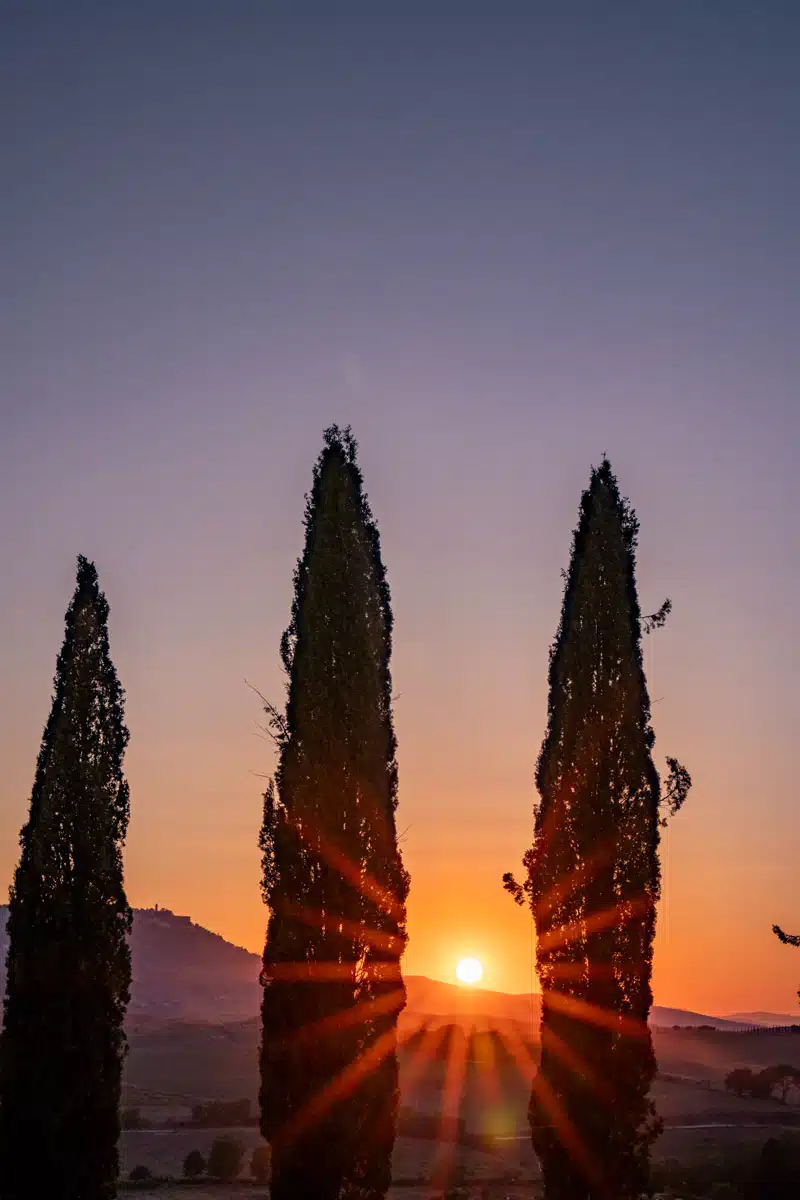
top-left (259, 426), bottom-right (409, 1200)
top-left (505, 460), bottom-right (690, 1200)
top-left (0, 557), bottom-right (132, 1200)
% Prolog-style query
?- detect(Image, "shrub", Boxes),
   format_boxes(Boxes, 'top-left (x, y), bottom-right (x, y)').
top-left (208, 1135), bottom-right (244, 1181)
top-left (725, 1067), bottom-right (755, 1097)
top-left (251, 1143), bottom-right (270, 1183)
top-left (183, 1148), bottom-right (206, 1178)
top-left (128, 1164), bottom-right (152, 1182)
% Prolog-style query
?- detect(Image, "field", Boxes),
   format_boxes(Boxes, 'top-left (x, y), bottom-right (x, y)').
top-left (124, 1186), bottom-right (542, 1198)
top-left (122, 1132), bottom-right (541, 1197)
top-left (119, 1021), bottom-right (800, 1196)
top-left (120, 1122), bottom-right (800, 1198)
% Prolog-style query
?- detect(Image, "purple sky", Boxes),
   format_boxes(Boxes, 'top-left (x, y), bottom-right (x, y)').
top-left (1, 2), bottom-right (798, 1011)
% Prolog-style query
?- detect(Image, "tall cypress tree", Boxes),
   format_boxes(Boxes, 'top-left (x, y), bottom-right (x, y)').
top-left (505, 460), bottom-right (690, 1200)
top-left (0, 557), bottom-right (132, 1200)
top-left (259, 426), bottom-right (409, 1200)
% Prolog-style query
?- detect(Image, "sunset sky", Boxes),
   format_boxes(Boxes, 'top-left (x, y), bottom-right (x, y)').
top-left (1, 2), bottom-right (798, 1016)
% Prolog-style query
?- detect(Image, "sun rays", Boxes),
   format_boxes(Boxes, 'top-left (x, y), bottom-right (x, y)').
top-left (262, 775), bottom-right (649, 1189)
top-left (263, 942), bottom-right (631, 1191)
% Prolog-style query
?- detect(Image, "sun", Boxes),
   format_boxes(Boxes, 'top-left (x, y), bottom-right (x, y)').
top-left (455, 957), bottom-right (483, 986)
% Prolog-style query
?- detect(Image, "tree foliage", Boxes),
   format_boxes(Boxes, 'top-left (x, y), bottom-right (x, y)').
top-left (259, 426), bottom-right (409, 1200)
top-left (726, 1065), bottom-right (800, 1105)
top-left (207, 1136), bottom-right (244, 1182)
top-left (506, 460), bottom-right (690, 1200)
top-left (725, 1067), bottom-right (757, 1097)
top-left (183, 1150), bottom-right (206, 1178)
top-left (0, 557), bottom-right (132, 1200)
top-left (757, 1134), bottom-right (800, 1199)
top-left (772, 925), bottom-right (800, 1006)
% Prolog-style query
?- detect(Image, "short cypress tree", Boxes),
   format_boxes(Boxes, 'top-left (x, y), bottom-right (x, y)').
top-left (0, 557), bottom-right (132, 1200)
top-left (505, 460), bottom-right (690, 1200)
top-left (259, 426), bottom-right (409, 1200)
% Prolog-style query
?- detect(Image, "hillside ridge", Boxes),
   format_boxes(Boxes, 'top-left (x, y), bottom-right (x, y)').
top-left (0, 906), bottom-right (762, 1028)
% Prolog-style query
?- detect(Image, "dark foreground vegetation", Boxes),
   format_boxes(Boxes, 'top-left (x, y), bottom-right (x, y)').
top-left (653, 1131), bottom-right (800, 1198)
top-left (113, 1131), bottom-right (800, 1199)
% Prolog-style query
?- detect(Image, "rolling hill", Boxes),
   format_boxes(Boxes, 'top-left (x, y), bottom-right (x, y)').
top-left (725, 1011), bottom-right (800, 1027)
top-left (0, 904), bottom-right (261, 1022)
top-left (0, 905), bottom-right (763, 1029)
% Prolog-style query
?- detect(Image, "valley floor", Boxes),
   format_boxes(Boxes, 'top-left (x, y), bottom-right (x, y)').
top-left (121, 1119), bottom-right (800, 1198)
top-left (122, 1131), bottom-right (540, 1194)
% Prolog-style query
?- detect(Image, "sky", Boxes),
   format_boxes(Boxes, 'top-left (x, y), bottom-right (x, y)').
top-left (1, 1), bottom-right (798, 1016)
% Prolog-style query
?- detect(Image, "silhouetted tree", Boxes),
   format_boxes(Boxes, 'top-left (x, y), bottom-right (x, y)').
top-left (761, 1065), bottom-right (800, 1105)
top-left (259, 426), bottom-right (409, 1200)
top-left (773, 925), bottom-right (800, 1006)
top-left (725, 1067), bottom-right (755, 1097)
top-left (208, 1136), bottom-right (244, 1181)
top-left (756, 1135), bottom-right (800, 1200)
top-left (0, 557), bottom-right (132, 1200)
top-left (183, 1150), bottom-right (206, 1178)
top-left (504, 460), bottom-right (690, 1200)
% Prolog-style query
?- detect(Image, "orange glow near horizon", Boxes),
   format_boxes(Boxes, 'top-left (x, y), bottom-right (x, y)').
top-left (113, 783), bottom-right (800, 1019)
top-left (2, 568), bottom-right (797, 1022)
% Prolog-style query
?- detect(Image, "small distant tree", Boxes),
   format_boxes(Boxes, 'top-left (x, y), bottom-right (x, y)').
top-left (761, 1065), bottom-right (800, 1105)
top-left (208, 1135), bottom-right (244, 1181)
top-left (128, 1165), bottom-right (152, 1182)
top-left (750, 1070), bottom-right (776, 1101)
top-left (251, 1143), bottom-right (270, 1183)
top-left (725, 1067), bottom-right (755, 1097)
top-left (183, 1149), bottom-right (206, 1178)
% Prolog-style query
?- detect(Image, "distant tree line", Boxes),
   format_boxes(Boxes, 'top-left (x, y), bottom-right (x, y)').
top-left (189, 1098), bottom-right (251, 1128)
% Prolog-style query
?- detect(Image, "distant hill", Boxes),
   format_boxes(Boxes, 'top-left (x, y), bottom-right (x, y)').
top-left (725, 1011), bottom-right (800, 1027)
top-left (0, 905), bottom-right (262, 1023)
top-left (0, 906), bottom-right (763, 1029)
top-left (127, 908), bottom-right (262, 1021)
top-left (403, 976), bottom-right (751, 1032)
